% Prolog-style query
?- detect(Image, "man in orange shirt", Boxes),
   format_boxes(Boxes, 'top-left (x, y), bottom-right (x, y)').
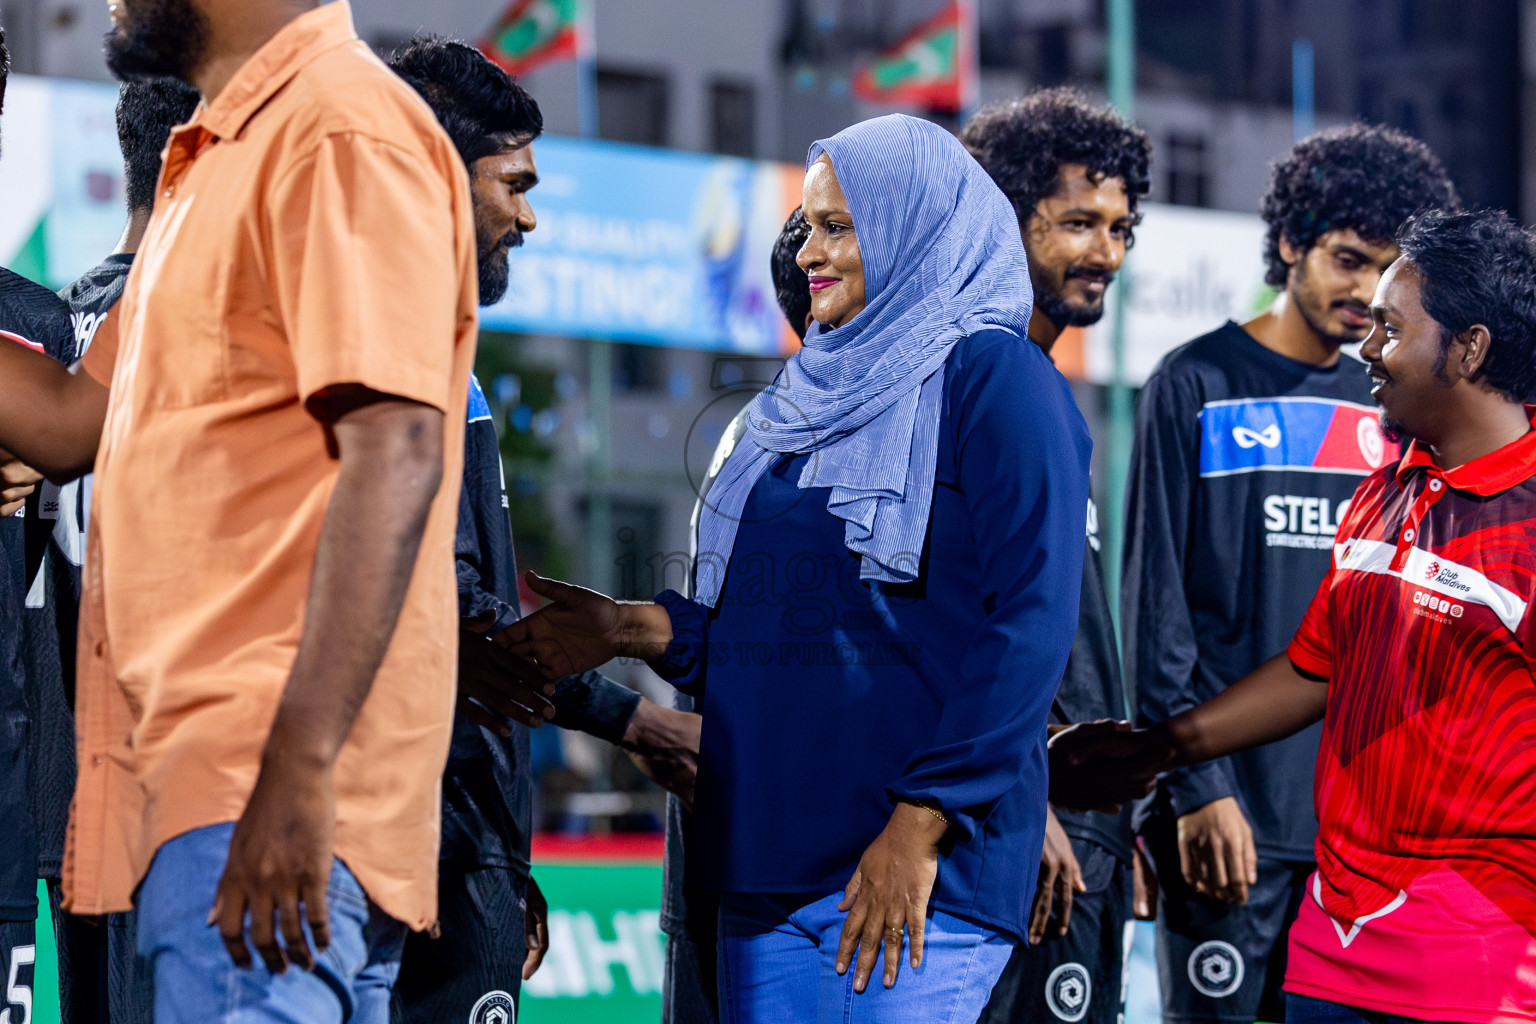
top-left (0, 0), bottom-right (489, 1019)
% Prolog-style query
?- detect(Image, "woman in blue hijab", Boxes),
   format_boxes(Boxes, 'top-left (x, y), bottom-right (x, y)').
top-left (505, 114), bottom-right (1092, 1020)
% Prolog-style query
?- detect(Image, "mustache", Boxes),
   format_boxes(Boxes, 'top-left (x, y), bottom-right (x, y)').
top-left (496, 230), bottom-right (524, 252)
top-left (1064, 266), bottom-right (1115, 287)
top-left (1334, 299), bottom-right (1370, 318)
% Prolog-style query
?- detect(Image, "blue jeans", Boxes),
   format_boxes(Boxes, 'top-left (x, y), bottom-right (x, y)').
top-left (717, 892), bottom-right (1012, 1024)
top-left (136, 822), bottom-right (407, 1024)
top-left (1286, 993), bottom-right (1450, 1024)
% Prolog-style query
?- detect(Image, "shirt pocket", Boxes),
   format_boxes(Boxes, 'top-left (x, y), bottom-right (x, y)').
top-left (132, 252), bottom-right (233, 410)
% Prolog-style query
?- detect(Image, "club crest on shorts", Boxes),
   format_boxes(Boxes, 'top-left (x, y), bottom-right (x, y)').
top-left (468, 990), bottom-right (516, 1024)
top-left (1046, 962), bottom-right (1092, 1022)
top-left (1187, 940), bottom-right (1244, 998)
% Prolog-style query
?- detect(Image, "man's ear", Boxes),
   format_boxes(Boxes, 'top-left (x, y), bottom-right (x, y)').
top-left (1457, 324), bottom-right (1494, 382)
top-left (1277, 235), bottom-right (1302, 274)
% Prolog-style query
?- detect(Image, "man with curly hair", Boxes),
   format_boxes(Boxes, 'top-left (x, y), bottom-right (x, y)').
top-left (1121, 125), bottom-right (1457, 1024)
top-left (962, 88), bottom-right (1150, 1024)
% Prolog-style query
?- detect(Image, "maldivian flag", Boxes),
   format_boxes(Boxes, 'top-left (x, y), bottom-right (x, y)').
top-left (480, 0), bottom-right (588, 77)
top-left (853, 0), bottom-right (977, 113)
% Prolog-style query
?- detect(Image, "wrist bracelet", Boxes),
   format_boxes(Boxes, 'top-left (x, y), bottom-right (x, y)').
top-left (911, 801), bottom-right (948, 827)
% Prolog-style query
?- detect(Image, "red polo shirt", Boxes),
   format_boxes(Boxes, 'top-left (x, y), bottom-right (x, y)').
top-left (1286, 415), bottom-right (1536, 1022)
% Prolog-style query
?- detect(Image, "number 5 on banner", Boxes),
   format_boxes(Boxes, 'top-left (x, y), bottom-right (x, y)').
top-left (0, 943), bottom-right (34, 1024)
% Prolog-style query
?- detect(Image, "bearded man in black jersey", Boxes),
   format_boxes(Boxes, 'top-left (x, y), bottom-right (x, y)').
top-left (962, 88), bottom-right (1150, 1024)
top-left (1121, 126), bottom-right (1456, 1024)
top-left (386, 38), bottom-right (702, 1024)
top-left (0, 26), bottom-right (82, 1023)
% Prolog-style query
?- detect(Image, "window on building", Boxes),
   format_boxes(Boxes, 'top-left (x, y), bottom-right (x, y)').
top-left (710, 80), bottom-right (757, 157)
top-left (1164, 133), bottom-right (1210, 208)
top-left (597, 68), bottom-right (670, 147)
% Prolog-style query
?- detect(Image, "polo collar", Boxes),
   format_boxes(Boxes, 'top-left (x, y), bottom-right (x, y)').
top-left (199, 2), bottom-right (358, 142)
top-left (1395, 408), bottom-right (1536, 496)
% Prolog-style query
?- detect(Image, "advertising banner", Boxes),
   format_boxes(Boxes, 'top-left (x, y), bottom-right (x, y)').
top-left (479, 135), bottom-right (804, 354)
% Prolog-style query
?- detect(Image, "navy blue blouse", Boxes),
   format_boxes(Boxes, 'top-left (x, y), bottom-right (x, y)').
top-left (654, 328), bottom-right (1091, 942)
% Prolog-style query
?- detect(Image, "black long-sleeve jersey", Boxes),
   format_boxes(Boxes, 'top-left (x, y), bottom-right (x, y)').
top-left (1122, 321), bottom-right (1382, 860)
top-left (0, 267), bottom-right (76, 918)
top-left (445, 373), bottom-right (642, 872)
top-left (1052, 505), bottom-right (1133, 863)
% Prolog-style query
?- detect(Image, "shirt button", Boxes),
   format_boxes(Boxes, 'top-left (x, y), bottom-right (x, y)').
top-left (1403, 528), bottom-right (1415, 541)
top-left (92, 755), bottom-right (104, 767)
top-left (1430, 479), bottom-right (1443, 492)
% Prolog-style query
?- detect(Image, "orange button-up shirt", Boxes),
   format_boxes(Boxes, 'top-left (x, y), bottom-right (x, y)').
top-left (64, 2), bottom-right (478, 930)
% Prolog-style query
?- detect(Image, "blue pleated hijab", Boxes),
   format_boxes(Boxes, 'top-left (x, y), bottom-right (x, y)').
top-left (694, 113), bottom-right (1034, 606)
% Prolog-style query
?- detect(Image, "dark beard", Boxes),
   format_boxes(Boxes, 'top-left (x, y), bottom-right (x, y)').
top-left (1378, 409), bottom-right (1404, 444)
top-left (105, 0), bottom-right (209, 83)
top-left (478, 248), bottom-right (511, 307)
top-left (1035, 286), bottom-right (1107, 329)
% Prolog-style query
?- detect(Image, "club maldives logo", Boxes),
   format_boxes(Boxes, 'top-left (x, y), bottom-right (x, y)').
top-left (1425, 560), bottom-right (1440, 580)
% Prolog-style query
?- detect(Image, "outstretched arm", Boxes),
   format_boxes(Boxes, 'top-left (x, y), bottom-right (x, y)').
top-left (0, 344), bottom-right (109, 480)
top-left (1160, 653), bottom-right (1327, 765)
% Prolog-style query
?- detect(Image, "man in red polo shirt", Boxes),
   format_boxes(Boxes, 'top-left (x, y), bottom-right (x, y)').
top-left (1060, 207), bottom-right (1536, 1023)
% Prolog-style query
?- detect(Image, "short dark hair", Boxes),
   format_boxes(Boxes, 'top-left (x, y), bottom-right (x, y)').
top-left (1261, 124), bottom-right (1458, 288)
top-left (1397, 208), bottom-right (1536, 403)
top-left (961, 87), bottom-right (1151, 242)
top-left (1, 27), bottom-right (10, 116)
top-left (772, 207), bottom-right (811, 340)
top-left (388, 36), bottom-right (542, 166)
top-left (118, 78), bottom-right (201, 213)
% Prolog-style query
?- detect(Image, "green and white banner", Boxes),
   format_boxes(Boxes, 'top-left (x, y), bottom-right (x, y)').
top-left (0, 75), bottom-right (127, 288)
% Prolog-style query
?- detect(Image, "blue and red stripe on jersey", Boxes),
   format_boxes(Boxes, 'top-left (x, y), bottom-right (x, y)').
top-left (1199, 397), bottom-right (1387, 478)
top-left (1284, 414), bottom-right (1536, 1022)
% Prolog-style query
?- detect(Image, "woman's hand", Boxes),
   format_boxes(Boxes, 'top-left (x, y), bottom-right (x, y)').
top-left (495, 572), bottom-right (673, 677)
top-left (835, 801), bottom-right (946, 993)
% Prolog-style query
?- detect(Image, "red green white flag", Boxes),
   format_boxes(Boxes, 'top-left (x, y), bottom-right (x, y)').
top-left (853, 0), bottom-right (977, 113)
top-left (480, 0), bottom-right (590, 77)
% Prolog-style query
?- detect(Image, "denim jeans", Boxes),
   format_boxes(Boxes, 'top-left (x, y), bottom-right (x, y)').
top-left (717, 891), bottom-right (1013, 1024)
top-left (136, 822), bottom-right (406, 1024)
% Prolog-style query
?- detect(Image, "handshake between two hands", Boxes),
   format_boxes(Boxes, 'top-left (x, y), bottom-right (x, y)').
top-left (1047, 718), bottom-right (1180, 815)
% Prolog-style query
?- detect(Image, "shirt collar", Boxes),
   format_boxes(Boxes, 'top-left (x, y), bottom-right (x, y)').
top-left (198, 1), bottom-right (358, 142)
top-left (1395, 407), bottom-right (1536, 496)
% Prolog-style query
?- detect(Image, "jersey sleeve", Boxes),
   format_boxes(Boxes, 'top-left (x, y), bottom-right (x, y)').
top-left (1121, 362), bottom-right (1241, 818)
top-left (268, 133), bottom-right (463, 418)
top-left (885, 335), bottom-right (1091, 840)
top-left (1286, 569), bottom-right (1336, 678)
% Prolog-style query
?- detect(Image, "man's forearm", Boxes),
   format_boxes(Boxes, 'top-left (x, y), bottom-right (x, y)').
top-left (264, 399), bottom-right (445, 769)
top-left (1161, 653), bottom-right (1328, 767)
top-left (0, 345), bottom-right (108, 479)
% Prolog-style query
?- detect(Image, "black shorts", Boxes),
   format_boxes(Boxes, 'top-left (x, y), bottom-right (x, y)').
top-left (979, 840), bottom-right (1130, 1024)
top-left (392, 865), bottom-right (526, 1024)
top-left (1145, 815), bottom-right (1311, 1024)
top-left (45, 879), bottom-right (153, 1024)
top-left (0, 918), bottom-right (36, 1024)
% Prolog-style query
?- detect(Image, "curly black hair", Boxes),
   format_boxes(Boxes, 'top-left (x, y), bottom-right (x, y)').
top-left (118, 78), bottom-right (200, 213)
top-left (388, 36), bottom-right (542, 167)
top-left (1397, 208), bottom-right (1536, 403)
top-left (771, 207), bottom-right (812, 340)
top-left (1261, 124), bottom-right (1457, 288)
top-left (0, 27), bottom-right (9, 117)
top-left (961, 87), bottom-right (1151, 241)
